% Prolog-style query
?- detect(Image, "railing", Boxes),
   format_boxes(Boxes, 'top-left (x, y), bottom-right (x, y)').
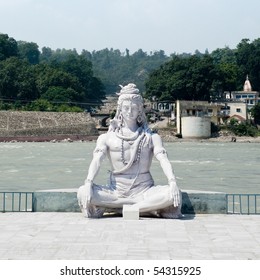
top-left (0, 192), bottom-right (34, 212)
top-left (226, 194), bottom-right (260, 214)
top-left (1, 192), bottom-right (259, 214)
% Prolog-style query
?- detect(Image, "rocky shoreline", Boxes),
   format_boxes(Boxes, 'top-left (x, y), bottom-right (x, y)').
top-left (0, 135), bottom-right (98, 143)
top-left (1, 133), bottom-right (259, 143)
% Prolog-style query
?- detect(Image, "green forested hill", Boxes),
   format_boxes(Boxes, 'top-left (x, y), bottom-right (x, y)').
top-left (1, 33), bottom-right (260, 111)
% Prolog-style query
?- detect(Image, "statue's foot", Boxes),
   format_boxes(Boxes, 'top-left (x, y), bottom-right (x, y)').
top-left (80, 204), bottom-right (105, 218)
top-left (79, 205), bottom-right (89, 217)
top-left (158, 205), bottom-right (183, 219)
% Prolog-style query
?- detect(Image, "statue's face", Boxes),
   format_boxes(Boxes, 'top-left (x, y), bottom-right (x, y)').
top-left (121, 100), bottom-right (139, 121)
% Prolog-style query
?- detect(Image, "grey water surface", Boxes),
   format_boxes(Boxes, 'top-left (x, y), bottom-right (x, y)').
top-left (0, 141), bottom-right (259, 194)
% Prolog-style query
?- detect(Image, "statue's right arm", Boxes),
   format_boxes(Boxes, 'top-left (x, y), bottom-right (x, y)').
top-left (84, 133), bottom-right (107, 205)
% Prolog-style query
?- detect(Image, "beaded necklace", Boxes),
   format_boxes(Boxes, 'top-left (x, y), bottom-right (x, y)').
top-left (116, 127), bottom-right (144, 166)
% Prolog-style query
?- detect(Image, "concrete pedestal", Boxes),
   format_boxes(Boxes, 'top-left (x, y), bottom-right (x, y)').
top-left (33, 189), bottom-right (227, 215)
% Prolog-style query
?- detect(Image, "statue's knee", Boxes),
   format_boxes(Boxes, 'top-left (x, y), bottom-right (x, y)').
top-left (77, 185), bottom-right (84, 200)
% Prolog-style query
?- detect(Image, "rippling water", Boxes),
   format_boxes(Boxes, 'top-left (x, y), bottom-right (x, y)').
top-left (0, 141), bottom-right (259, 194)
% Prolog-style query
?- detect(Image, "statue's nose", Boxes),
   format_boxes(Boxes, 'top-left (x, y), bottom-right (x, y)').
top-left (128, 107), bottom-right (133, 115)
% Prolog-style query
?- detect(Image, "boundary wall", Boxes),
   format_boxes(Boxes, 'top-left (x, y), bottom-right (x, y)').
top-left (0, 111), bottom-right (99, 139)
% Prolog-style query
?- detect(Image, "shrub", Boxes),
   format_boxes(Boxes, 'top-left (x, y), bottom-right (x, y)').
top-left (227, 120), bottom-right (258, 137)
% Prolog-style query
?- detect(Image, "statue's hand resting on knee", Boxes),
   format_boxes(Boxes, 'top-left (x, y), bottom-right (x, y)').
top-left (82, 179), bottom-right (93, 208)
top-left (169, 180), bottom-right (181, 207)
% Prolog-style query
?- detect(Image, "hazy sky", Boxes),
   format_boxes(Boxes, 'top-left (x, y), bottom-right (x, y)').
top-left (0, 0), bottom-right (259, 55)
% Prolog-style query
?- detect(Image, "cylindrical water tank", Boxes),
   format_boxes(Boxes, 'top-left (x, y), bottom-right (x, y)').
top-left (181, 116), bottom-right (211, 138)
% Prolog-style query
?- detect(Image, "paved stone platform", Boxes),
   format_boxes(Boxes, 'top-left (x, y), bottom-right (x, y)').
top-left (0, 213), bottom-right (259, 260)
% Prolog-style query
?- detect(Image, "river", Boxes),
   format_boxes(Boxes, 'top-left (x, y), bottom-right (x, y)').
top-left (0, 141), bottom-right (259, 194)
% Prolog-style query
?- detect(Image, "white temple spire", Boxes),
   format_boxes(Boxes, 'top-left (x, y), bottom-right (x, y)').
top-left (243, 74), bottom-right (252, 91)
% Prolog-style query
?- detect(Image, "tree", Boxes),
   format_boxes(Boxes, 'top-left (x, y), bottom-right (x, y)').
top-left (251, 103), bottom-right (260, 125)
top-left (0, 57), bottom-right (38, 101)
top-left (41, 86), bottom-right (81, 103)
top-left (211, 62), bottom-right (238, 99)
top-left (211, 47), bottom-right (236, 64)
top-left (236, 38), bottom-right (260, 90)
top-left (58, 54), bottom-right (106, 103)
top-left (25, 99), bottom-right (53, 111)
top-left (0, 33), bottom-right (18, 60)
top-left (18, 41), bottom-right (40, 64)
top-left (145, 54), bottom-right (215, 101)
top-left (132, 49), bottom-right (147, 59)
top-left (34, 63), bottom-right (84, 103)
top-left (40, 47), bottom-right (53, 62)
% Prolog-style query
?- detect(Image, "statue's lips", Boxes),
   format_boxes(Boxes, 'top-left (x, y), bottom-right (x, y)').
top-left (124, 114), bottom-right (136, 118)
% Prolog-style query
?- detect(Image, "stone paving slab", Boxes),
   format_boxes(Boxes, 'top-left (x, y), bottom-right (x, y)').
top-left (0, 213), bottom-right (259, 260)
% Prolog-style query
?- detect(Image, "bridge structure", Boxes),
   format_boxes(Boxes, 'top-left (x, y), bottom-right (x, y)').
top-left (90, 113), bottom-right (110, 131)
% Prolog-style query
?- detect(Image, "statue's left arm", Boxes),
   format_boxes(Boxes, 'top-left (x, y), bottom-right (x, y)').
top-left (152, 133), bottom-right (181, 207)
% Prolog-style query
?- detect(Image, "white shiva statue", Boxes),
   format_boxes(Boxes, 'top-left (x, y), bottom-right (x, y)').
top-left (77, 83), bottom-right (182, 218)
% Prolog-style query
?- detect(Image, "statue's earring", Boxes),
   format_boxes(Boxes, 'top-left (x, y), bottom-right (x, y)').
top-left (137, 114), bottom-right (142, 124)
top-left (118, 112), bottom-right (124, 127)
